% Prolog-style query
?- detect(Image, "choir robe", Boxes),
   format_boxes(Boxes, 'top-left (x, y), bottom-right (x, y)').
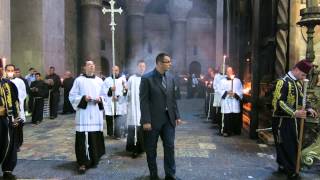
top-left (218, 77), bottom-right (243, 135)
top-left (212, 73), bottom-right (226, 127)
top-left (126, 74), bottom-right (144, 154)
top-left (30, 80), bottom-right (49, 124)
top-left (11, 77), bottom-right (27, 148)
top-left (69, 74), bottom-right (105, 167)
top-left (101, 75), bottom-right (128, 138)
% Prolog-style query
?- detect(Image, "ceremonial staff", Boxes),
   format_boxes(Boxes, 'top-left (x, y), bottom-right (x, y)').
top-left (296, 79), bottom-right (309, 173)
top-left (102, 0), bottom-right (123, 135)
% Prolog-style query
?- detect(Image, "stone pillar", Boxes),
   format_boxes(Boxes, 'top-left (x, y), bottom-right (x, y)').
top-left (80, 0), bottom-right (102, 72)
top-left (168, 0), bottom-right (192, 74)
top-left (0, 0), bottom-right (11, 62)
top-left (126, 0), bottom-right (150, 73)
top-left (215, 0), bottom-right (224, 71)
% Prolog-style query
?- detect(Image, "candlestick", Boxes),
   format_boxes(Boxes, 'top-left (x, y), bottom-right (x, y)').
top-left (222, 55), bottom-right (226, 75)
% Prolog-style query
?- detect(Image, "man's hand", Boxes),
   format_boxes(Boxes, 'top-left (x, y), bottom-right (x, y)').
top-left (112, 96), bottom-right (118, 102)
top-left (294, 110), bottom-right (307, 119)
top-left (111, 86), bottom-right (116, 91)
top-left (227, 91), bottom-right (234, 97)
top-left (95, 97), bottom-right (102, 103)
top-left (85, 96), bottom-right (92, 102)
top-left (143, 123), bottom-right (152, 131)
top-left (307, 108), bottom-right (318, 118)
top-left (176, 119), bottom-right (183, 126)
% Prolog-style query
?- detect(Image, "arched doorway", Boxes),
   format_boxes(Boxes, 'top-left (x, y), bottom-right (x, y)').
top-left (101, 57), bottom-right (110, 77)
top-left (188, 61), bottom-right (201, 77)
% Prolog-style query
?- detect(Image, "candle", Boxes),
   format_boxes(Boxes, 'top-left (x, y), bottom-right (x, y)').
top-left (222, 55), bottom-right (226, 75)
top-left (230, 75), bottom-right (235, 92)
top-left (2, 57), bottom-right (6, 68)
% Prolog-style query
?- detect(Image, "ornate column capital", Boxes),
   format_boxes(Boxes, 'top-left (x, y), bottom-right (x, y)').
top-left (81, 0), bottom-right (102, 7)
top-left (168, 0), bottom-right (193, 22)
top-left (126, 0), bottom-right (151, 16)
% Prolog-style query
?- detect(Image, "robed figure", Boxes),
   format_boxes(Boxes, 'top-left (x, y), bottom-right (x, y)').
top-left (30, 73), bottom-right (49, 125)
top-left (101, 66), bottom-right (128, 139)
top-left (62, 71), bottom-right (75, 114)
top-left (69, 61), bottom-right (105, 174)
top-left (45, 66), bottom-right (61, 119)
top-left (126, 61), bottom-right (146, 158)
top-left (219, 67), bottom-right (243, 137)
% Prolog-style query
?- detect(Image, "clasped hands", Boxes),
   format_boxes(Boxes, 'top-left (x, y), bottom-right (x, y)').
top-left (227, 90), bottom-right (235, 97)
top-left (85, 96), bottom-right (102, 104)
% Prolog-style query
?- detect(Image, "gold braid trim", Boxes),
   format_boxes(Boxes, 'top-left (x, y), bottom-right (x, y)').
top-left (287, 82), bottom-right (295, 106)
top-left (279, 100), bottom-right (295, 116)
top-left (272, 79), bottom-right (284, 114)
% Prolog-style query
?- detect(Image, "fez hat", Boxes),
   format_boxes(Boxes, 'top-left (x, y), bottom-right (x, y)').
top-left (295, 59), bottom-right (313, 74)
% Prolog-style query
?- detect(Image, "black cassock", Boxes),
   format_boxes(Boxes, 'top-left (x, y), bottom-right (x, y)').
top-left (62, 77), bottom-right (75, 114)
top-left (30, 80), bottom-right (49, 124)
top-left (46, 73), bottom-right (61, 118)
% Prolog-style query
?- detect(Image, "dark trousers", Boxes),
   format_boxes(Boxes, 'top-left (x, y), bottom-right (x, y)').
top-left (143, 120), bottom-right (176, 178)
top-left (272, 117), bottom-right (298, 174)
top-left (32, 98), bottom-right (44, 124)
top-left (0, 119), bottom-right (18, 172)
top-left (49, 91), bottom-right (59, 118)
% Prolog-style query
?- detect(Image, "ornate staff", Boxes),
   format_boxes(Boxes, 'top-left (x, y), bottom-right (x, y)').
top-left (102, 0), bottom-right (123, 135)
top-left (296, 79), bottom-right (309, 173)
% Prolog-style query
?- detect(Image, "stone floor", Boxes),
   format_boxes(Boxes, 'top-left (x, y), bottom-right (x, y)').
top-left (2, 99), bottom-right (320, 179)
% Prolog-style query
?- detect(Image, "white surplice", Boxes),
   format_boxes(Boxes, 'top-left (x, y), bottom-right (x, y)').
top-left (127, 74), bottom-right (141, 126)
top-left (11, 78), bottom-right (27, 121)
top-left (101, 76), bottom-right (127, 116)
top-left (212, 73), bottom-right (226, 107)
top-left (69, 75), bottom-right (104, 132)
top-left (218, 77), bottom-right (243, 113)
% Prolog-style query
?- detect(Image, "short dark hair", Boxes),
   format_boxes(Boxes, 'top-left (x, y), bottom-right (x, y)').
top-left (5, 64), bottom-right (15, 70)
top-left (156, 53), bottom-right (170, 64)
top-left (35, 72), bottom-right (41, 76)
top-left (29, 67), bottom-right (34, 71)
top-left (14, 67), bottom-right (20, 71)
top-left (137, 60), bottom-right (145, 65)
top-left (49, 66), bottom-right (55, 70)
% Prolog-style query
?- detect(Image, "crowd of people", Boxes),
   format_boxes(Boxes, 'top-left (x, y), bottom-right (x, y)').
top-left (0, 55), bottom-right (318, 180)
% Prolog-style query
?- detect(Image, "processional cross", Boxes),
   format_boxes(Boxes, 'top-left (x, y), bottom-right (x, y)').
top-left (102, 0), bottom-right (123, 118)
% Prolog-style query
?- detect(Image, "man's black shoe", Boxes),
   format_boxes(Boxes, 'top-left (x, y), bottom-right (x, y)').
top-left (3, 172), bottom-right (16, 180)
top-left (277, 166), bottom-right (286, 174)
top-left (50, 116), bottom-right (56, 119)
top-left (165, 176), bottom-right (181, 180)
top-left (150, 174), bottom-right (160, 180)
top-left (287, 172), bottom-right (300, 180)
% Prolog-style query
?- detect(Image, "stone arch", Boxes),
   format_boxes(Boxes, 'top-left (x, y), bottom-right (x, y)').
top-left (101, 56), bottom-right (110, 76)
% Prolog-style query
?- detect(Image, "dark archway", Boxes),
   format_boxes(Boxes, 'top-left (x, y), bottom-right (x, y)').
top-left (188, 61), bottom-right (201, 77)
top-left (101, 57), bottom-right (110, 76)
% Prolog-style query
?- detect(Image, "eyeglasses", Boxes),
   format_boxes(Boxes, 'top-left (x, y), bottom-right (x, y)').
top-left (161, 61), bottom-right (171, 64)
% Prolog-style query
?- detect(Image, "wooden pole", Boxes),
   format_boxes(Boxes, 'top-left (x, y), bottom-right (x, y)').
top-left (296, 79), bottom-right (309, 173)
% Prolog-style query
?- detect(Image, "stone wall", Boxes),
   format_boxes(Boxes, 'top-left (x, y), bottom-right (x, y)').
top-left (11, 0), bottom-right (44, 75)
top-left (43, 0), bottom-right (65, 76)
top-left (0, 0), bottom-right (11, 62)
top-left (65, 0), bottom-right (80, 75)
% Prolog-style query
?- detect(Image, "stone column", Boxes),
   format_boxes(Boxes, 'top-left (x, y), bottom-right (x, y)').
top-left (215, 0), bottom-right (224, 71)
top-left (168, 0), bottom-right (192, 74)
top-left (0, 0), bottom-right (11, 62)
top-left (80, 0), bottom-right (102, 72)
top-left (126, 0), bottom-right (150, 73)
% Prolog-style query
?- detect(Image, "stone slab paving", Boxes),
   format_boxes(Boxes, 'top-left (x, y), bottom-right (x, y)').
top-left (2, 99), bottom-right (319, 179)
